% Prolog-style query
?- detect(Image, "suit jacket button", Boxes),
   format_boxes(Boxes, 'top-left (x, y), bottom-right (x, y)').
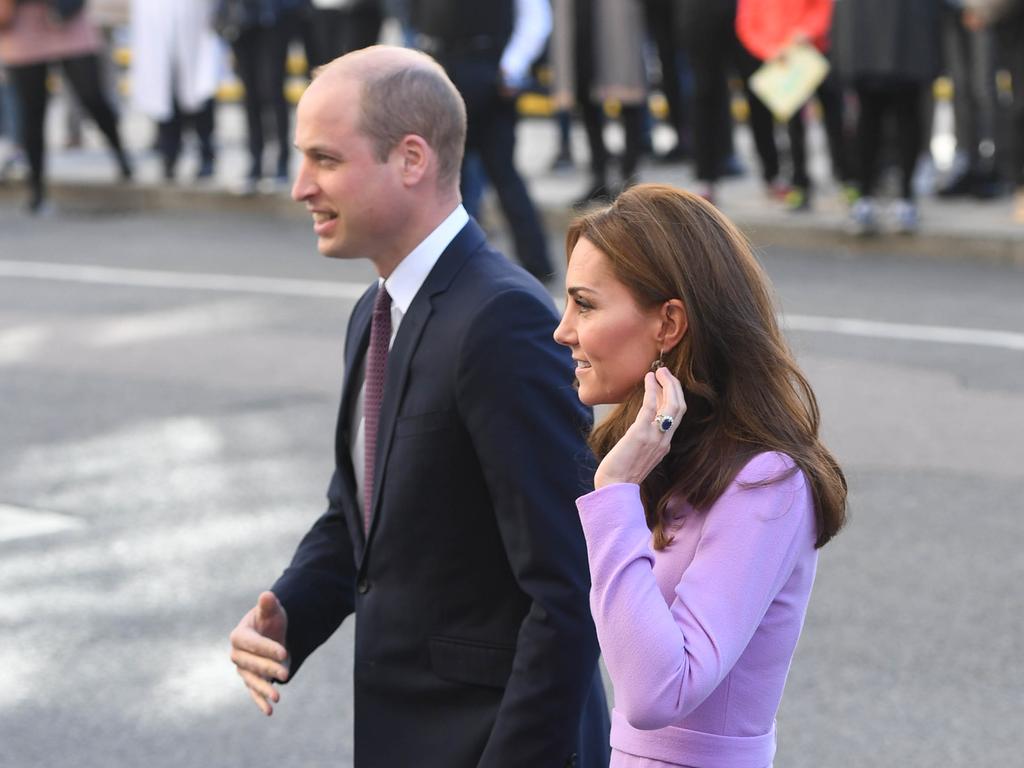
top-left (357, 579), bottom-right (370, 594)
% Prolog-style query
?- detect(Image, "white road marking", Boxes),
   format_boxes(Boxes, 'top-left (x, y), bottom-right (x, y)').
top-left (0, 259), bottom-right (367, 299)
top-left (2, 259), bottom-right (1022, 352)
top-left (89, 301), bottom-right (269, 347)
top-left (0, 504), bottom-right (83, 543)
top-left (0, 324), bottom-right (50, 364)
top-left (782, 314), bottom-right (1024, 351)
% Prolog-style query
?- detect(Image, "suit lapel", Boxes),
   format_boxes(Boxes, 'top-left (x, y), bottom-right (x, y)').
top-left (336, 289), bottom-right (374, 555)
top-left (363, 220), bottom-right (486, 552)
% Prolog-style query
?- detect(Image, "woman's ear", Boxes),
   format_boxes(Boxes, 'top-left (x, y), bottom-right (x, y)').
top-left (659, 299), bottom-right (688, 351)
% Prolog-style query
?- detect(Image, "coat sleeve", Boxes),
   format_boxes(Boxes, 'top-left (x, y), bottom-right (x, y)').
top-left (454, 287), bottom-right (603, 767)
top-left (268, 285), bottom-right (373, 677)
top-left (577, 453), bottom-right (813, 730)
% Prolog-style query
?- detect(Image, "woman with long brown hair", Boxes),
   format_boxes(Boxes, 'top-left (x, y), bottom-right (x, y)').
top-left (553, 184), bottom-right (846, 768)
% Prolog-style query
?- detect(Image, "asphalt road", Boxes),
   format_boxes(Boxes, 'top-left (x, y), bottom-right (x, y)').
top-left (1, 202), bottom-right (1021, 767)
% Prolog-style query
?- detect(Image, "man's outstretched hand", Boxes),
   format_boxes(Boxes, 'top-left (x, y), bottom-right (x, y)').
top-left (229, 591), bottom-right (290, 716)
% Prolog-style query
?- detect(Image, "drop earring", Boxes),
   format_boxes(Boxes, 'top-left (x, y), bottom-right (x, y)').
top-left (650, 349), bottom-right (665, 372)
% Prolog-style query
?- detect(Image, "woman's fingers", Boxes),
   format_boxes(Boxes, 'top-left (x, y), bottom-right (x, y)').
top-left (637, 371), bottom-right (659, 422)
top-left (657, 367), bottom-right (686, 418)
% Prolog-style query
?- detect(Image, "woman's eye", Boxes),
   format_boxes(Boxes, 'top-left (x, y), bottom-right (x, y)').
top-left (574, 297), bottom-right (592, 312)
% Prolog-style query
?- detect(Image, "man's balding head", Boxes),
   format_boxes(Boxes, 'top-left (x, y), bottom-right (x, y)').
top-left (312, 46), bottom-right (467, 190)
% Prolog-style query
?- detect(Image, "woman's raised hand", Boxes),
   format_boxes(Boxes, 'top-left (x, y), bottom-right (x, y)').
top-left (594, 367), bottom-right (686, 490)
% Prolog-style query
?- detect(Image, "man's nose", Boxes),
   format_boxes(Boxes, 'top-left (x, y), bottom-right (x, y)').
top-left (291, 161), bottom-right (315, 202)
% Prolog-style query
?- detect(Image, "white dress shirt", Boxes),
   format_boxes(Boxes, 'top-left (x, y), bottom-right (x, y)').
top-left (350, 204), bottom-right (470, 515)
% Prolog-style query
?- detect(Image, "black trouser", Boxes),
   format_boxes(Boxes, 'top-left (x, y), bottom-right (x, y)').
top-left (942, 4), bottom-right (998, 175)
top-left (574, 0), bottom-right (644, 185)
top-left (8, 54), bottom-right (126, 205)
top-left (644, 0), bottom-right (689, 148)
top-left (442, 51), bottom-right (553, 279)
top-left (307, 2), bottom-right (383, 67)
top-left (232, 18), bottom-right (294, 179)
top-left (996, 13), bottom-right (1024, 187)
top-left (677, 0), bottom-right (778, 184)
top-left (157, 97), bottom-right (215, 177)
top-left (855, 80), bottom-right (924, 200)
top-left (785, 71), bottom-right (853, 191)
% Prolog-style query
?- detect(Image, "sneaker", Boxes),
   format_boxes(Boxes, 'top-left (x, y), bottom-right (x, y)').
top-left (847, 196), bottom-right (879, 236)
top-left (765, 178), bottom-right (791, 201)
top-left (890, 198), bottom-right (919, 235)
top-left (784, 186), bottom-right (811, 212)
top-left (196, 155), bottom-right (215, 181)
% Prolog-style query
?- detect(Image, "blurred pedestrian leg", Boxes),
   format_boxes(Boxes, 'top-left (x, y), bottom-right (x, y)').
top-left (988, 0), bottom-right (1024, 219)
top-left (132, 0), bottom-right (223, 182)
top-left (216, 0), bottom-right (303, 191)
top-left (415, 0), bottom-right (555, 281)
top-left (0, 2), bottom-right (131, 213)
top-left (938, 2), bottom-right (1000, 198)
top-left (834, 0), bottom-right (941, 234)
top-left (554, 0), bottom-right (647, 205)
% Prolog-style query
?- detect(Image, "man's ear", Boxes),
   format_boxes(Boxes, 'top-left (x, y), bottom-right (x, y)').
top-left (396, 134), bottom-right (430, 186)
top-left (659, 299), bottom-right (688, 351)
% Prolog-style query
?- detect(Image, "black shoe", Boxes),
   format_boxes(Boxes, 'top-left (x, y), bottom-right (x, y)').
top-left (549, 149), bottom-right (574, 173)
top-left (655, 143), bottom-right (690, 164)
top-left (971, 173), bottom-right (1003, 199)
top-left (937, 172), bottom-right (973, 197)
top-left (118, 153), bottom-right (134, 182)
top-left (719, 154), bottom-right (745, 178)
top-left (196, 156), bottom-right (215, 180)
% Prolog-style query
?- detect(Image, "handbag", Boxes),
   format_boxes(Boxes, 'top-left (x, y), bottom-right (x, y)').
top-left (50, 0), bottom-right (87, 22)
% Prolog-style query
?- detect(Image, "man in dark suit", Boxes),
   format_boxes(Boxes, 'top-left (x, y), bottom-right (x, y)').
top-left (228, 45), bottom-right (610, 767)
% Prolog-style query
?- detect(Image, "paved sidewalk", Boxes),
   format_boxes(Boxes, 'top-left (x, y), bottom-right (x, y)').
top-left (2, 97), bottom-right (1022, 266)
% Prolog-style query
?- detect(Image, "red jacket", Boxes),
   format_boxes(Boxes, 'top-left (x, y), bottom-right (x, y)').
top-left (736, 0), bottom-right (833, 61)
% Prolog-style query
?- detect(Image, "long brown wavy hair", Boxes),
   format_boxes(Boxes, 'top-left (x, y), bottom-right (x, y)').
top-left (568, 185), bottom-right (846, 549)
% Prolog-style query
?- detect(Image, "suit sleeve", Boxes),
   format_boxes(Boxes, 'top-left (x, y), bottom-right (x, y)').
top-left (267, 287), bottom-right (374, 677)
top-left (271, 468), bottom-right (357, 677)
top-left (455, 288), bottom-right (602, 767)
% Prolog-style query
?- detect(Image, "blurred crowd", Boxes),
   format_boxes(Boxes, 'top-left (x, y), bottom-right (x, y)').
top-left (0, 0), bottom-right (1022, 235)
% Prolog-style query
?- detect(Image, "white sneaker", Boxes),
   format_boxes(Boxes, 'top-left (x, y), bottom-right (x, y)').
top-left (890, 198), bottom-right (919, 235)
top-left (847, 196), bottom-right (879, 236)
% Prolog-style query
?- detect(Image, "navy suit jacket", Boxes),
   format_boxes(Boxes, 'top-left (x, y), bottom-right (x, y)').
top-left (273, 220), bottom-right (610, 767)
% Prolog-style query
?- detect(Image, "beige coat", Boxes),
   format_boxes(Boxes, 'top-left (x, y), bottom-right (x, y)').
top-left (88, 0), bottom-right (130, 27)
top-left (551, 0), bottom-right (648, 108)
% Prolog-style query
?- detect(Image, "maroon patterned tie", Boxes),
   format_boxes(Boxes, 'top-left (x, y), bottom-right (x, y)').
top-left (363, 285), bottom-right (392, 534)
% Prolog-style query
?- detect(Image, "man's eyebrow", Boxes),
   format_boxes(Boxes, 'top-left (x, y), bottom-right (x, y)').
top-left (297, 144), bottom-right (340, 157)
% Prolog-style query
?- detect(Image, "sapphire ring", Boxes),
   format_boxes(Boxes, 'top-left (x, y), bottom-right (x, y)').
top-left (654, 413), bottom-right (674, 433)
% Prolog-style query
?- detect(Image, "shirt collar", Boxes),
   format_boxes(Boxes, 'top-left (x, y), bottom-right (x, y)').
top-left (382, 205), bottom-right (469, 315)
